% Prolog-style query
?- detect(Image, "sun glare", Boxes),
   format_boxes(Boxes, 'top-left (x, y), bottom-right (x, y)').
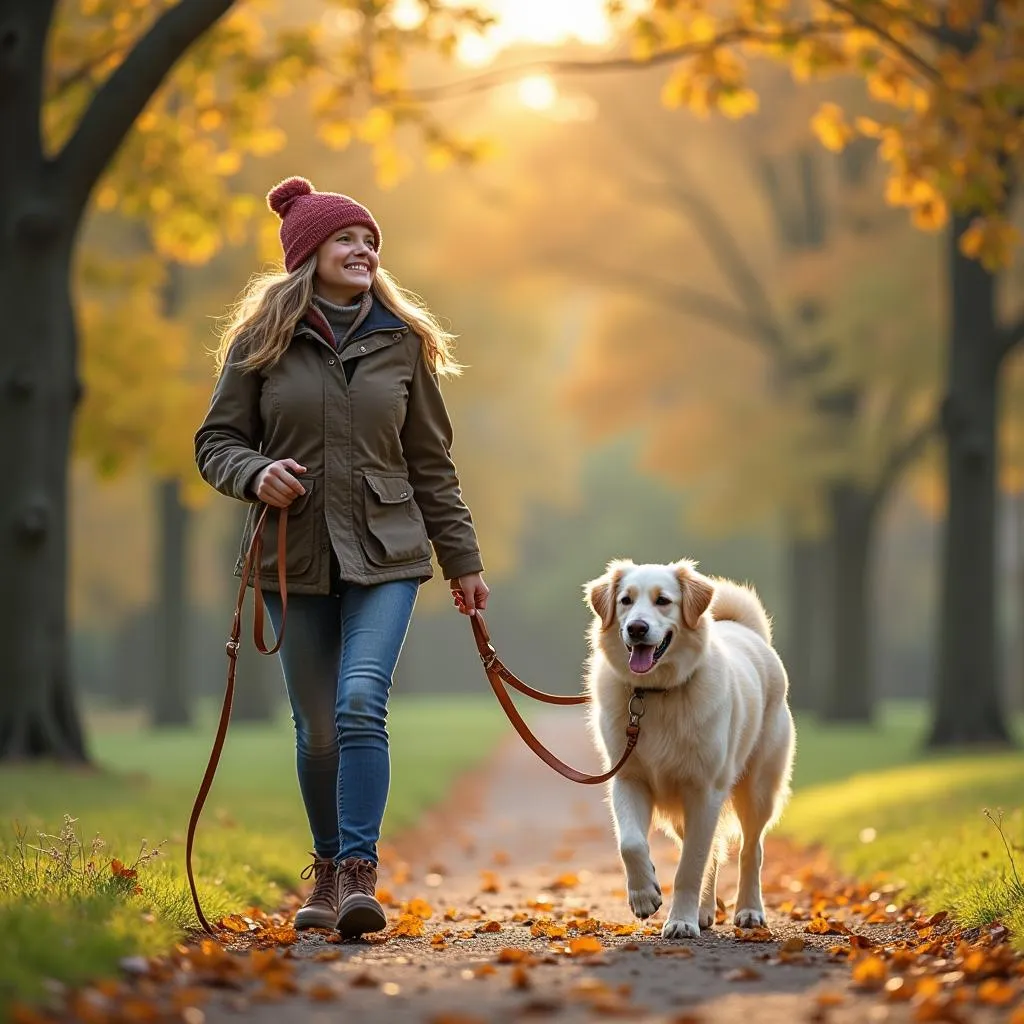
top-left (455, 0), bottom-right (616, 66)
top-left (517, 74), bottom-right (558, 111)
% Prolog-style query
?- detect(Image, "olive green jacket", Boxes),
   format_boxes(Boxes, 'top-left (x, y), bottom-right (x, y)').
top-left (194, 297), bottom-right (483, 592)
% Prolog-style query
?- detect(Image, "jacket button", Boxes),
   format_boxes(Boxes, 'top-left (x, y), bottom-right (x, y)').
top-left (328, 358), bottom-right (336, 365)
top-left (392, 332), bottom-right (401, 340)
top-left (400, 491), bottom-right (408, 498)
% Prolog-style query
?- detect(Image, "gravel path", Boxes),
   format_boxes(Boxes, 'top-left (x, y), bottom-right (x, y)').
top-left (174, 708), bottom-right (1019, 1024)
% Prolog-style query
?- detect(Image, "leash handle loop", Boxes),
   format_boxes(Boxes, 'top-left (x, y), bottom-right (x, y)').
top-left (185, 504), bottom-right (288, 935)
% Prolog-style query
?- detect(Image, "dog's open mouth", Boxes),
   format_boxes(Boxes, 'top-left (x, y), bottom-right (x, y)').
top-left (627, 632), bottom-right (673, 675)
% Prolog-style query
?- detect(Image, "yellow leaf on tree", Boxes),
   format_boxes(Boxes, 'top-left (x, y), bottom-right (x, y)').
top-left (811, 102), bottom-right (853, 152)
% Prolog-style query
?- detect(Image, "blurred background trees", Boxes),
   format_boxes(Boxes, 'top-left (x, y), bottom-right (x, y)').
top-left (2, 0), bottom-right (1022, 762)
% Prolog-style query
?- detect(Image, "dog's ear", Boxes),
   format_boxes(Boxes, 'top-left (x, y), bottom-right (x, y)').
top-left (584, 561), bottom-right (629, 631)
top-left (675, 562), bottom-right (715, 630)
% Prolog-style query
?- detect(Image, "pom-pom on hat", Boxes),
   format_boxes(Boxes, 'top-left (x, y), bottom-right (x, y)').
top-left (266, 176), bottom-right (382, 273)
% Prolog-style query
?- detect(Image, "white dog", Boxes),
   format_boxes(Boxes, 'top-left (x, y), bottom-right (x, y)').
top-left (583, 558), bottom-right (795, 939)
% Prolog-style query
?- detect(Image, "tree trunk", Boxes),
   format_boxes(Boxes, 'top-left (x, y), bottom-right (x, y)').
top-left (0, 232), bottom-right (88, 760)
top-left (927, 216), bottom-right (1013, 747)
top-left (821, 483), bottom-right (875, 723)
top-left (151, 477), bottom-right (191, 727)
top-left (783, 530), bottom-right (830, 713)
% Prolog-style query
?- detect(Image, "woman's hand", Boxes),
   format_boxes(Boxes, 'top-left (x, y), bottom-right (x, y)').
top-left (254, 459), bottom-right (306, 508)
top-left (450, 573), bottom-right (489, 616)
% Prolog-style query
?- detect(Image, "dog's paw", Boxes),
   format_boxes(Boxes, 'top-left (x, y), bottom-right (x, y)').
top-left (698, 905), bottom-right (716, 929)
top-left (629, 881), bottom-right (662, 920)
top-left (661, 917), bottom-right (701, 940)
top-left (734, 908), bottom-right (766, 929)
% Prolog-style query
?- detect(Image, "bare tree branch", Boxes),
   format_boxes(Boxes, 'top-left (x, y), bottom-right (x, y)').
top-left (402, 22), bottom-right (845, 103)
top-left (609, 117), bottom-right (791, 357)
top-left (562, 254), bottom-right (764, 343)
top-left (818, 0), bottom-right (947, 83)
top-left (58, 0), bottom-right (234, 216)
top-left (869, 414), bottom-right (938, 513)
top-left (997, 310), bottom-right (1024, 364)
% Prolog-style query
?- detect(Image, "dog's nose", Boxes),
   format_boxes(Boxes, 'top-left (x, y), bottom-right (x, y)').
top-left (627, 621), bottom-right (649, 641)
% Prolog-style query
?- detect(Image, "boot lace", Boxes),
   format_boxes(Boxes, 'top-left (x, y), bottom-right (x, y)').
top-left (342, 857), bottom-right (377, 897)
top-left (300, 853), bottom-right (337, 904)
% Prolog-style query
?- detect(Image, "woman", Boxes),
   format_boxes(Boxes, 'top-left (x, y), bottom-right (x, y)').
top-left (194, 176), bottom-right (488, 938)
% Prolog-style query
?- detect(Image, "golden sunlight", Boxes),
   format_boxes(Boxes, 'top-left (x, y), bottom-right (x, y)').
top-left (517, 74), bottom-right (558, 111)
top-left (455, 0), bottom-right (616, 66)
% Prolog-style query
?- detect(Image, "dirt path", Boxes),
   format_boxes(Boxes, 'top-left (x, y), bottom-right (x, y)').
top-left (178, 709), bottom-right (1018, 1024)
top-left (32, 710), bottom-right (1021, 1023)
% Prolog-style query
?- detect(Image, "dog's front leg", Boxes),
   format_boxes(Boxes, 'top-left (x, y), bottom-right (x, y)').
top-left (662, 793), bottom-right (724, 940)
top-left (609, 775), bottom-right (661, 920)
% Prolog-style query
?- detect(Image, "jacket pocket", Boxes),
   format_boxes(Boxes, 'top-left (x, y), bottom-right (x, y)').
top-left (362, 473), bottom-right (431, 567)
top-left (238, 478), bottom-right (318, 577)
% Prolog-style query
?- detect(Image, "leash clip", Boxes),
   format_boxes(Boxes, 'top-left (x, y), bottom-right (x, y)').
top-left (628, 690), bottom-right (646, 727)
top-left (479, 644), bottom-right (498, 671)
top-left (225, 639), bottom-right (240, 657)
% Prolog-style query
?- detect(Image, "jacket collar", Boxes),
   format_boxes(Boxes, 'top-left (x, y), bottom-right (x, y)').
top-left (299, 293), bottom-right (408, 347)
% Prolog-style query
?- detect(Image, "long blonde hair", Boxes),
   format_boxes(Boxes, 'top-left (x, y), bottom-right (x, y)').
top-left (214, 257), bottom-right (461, 377)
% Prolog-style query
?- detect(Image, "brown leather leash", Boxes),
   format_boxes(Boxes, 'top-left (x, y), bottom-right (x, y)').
top-left (186, 506), bottom-right (643, 934)
top-left (469, 612), bottom-right (645, 785)
top-left (185, 504), bottom-right (289, 935)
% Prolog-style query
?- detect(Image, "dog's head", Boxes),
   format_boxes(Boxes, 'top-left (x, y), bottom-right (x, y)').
top-left (583, 559), bottom-right (714, 684)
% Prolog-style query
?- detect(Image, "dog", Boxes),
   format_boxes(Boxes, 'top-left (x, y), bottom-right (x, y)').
top-left (583, 558), bottom-right (795, 939)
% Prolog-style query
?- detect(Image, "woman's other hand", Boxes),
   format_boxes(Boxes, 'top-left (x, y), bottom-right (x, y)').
top-left (254, 459), bottom-right (307, 508)
top-left (450, 573), bottom-right (489, 616)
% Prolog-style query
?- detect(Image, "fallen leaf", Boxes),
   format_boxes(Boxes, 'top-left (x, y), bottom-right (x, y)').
top-left (392, 913), bottom-right (425, 938)
top-left (476, 920), bottom-right (502, 933)
top-left (480, 871), bottom-right (501, 894)
top-left (724, 967), bottom-right (761, 982)
top-left (780, 937), bottom-right (805, 953)
top-left (976, 979), bottom-right (1017, 1006)
top-left (568, 936), bottom-right (603, 956)
top-left (851, 955), bottom-right (887, 989)
top-left (405, 897), bottom-right (433, 920)
top-left (511, 965), bottom-right (531, 989)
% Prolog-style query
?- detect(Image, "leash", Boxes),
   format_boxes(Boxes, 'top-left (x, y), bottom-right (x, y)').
top-left (186, 507), bottom-right (643, 933)
top-left (469, 612), bottom-right (645, 785)
top-left (185, 504), bottom-right (288, 935)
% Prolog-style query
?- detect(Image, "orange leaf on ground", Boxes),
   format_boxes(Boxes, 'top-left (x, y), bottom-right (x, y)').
top-left (392, 913), bottom-right (425, 937)
top-left (568, 936), bottom-right (603, 956)
top-left (550, 872), bottom-right (579, 890)
top-left (405, 897), bottom-right (433, 919)
top-left (497, 948), bottom-right (535, 963)
top-left (480, 870), bottom-right (501, 893)
top-left (476, 920), bottom-right (502, 933)
top-left (531, 920), bottom-right (567, 939)
top-left (111, 859), bottom-right (138, 879)
top-left (851, 955), bottom-right (888, 989)
top-left (511, 965), bottom-right (532, 989)
top-left (724, 967), bottom-right (761, 981)
top-left (976, 979), bottom-right (1018, 1006)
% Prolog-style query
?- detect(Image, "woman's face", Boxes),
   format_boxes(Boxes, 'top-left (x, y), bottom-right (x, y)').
top-left (314, 225), bottom-right (379, 301)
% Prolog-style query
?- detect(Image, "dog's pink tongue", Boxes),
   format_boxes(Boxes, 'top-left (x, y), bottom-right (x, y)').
top-left (629, 645), bottom-right (655, 674)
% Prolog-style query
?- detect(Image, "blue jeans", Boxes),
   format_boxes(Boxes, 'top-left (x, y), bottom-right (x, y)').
top-left (262, 578), bottom-right (418, 864)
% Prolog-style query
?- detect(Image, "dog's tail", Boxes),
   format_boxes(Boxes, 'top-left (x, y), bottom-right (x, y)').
top-left (709, 579), bottom-right (772, 644)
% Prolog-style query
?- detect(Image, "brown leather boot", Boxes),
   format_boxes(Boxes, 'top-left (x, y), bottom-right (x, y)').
top-left (335, 857), bottom-right (387, 938)
top-left (294, 854), bottom-right (339, 930)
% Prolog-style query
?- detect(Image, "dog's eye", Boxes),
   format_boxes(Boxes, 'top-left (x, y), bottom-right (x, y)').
top-left (655, 595), bottom-right (673, 606)
top-left (619, 595), bottom-right (633, 606)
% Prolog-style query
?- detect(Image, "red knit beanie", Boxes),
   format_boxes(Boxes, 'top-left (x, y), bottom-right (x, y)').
top-left (266, 176), bottom-right (382, 273)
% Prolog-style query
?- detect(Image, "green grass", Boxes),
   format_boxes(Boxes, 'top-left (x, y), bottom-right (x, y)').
top-left (783, 702), bottom-right (1024, 949)
top-left (0, 695), bottom-right (505, 1017)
